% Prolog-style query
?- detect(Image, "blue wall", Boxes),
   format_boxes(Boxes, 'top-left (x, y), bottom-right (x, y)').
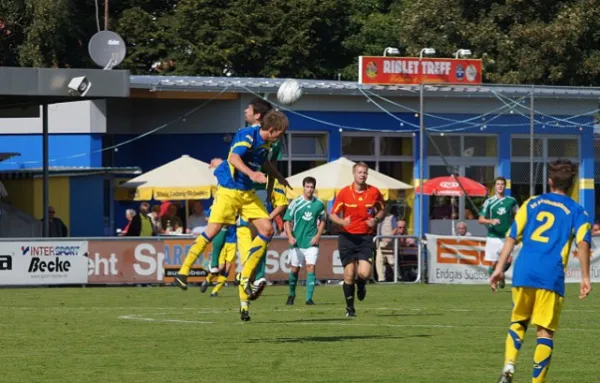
top-left (69, 175), bottom-right (105, 237)
top-left (0, 134), bottom-right (103, 170)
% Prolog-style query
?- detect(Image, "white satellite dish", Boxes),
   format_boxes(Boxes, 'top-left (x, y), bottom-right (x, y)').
top-left (88, 30), bottom-right (127, 70)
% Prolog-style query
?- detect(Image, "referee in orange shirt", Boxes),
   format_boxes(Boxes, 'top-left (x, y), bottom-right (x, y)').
top-left (330, 162), bottom-right (385, 317)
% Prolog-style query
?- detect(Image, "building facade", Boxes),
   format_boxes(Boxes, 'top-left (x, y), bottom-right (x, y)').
top-left (0, 77), bottom-right (596, 236)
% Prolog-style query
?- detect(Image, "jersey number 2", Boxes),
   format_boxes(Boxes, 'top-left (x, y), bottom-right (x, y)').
top-left (530, 212), bottom-right (555, 243)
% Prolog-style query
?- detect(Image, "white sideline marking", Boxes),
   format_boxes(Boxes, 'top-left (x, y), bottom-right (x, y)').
top-left (119, 314), bottom-right (213, 325)
top-left (116, 313), bottom-right (600, 333)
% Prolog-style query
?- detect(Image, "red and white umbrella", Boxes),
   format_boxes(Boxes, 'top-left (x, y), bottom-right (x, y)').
top-left (415, 176), bottom-right (488, 197)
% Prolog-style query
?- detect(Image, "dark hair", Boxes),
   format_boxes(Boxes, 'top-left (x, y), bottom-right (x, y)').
top-left (548, 159), bottom-right (577, 192)
top-left (494, 176), bottom-right (506, 185)
top-left (261, 110), bottom-right (288, 132)
top-left (303, 176), bottom-right (316, 187)
top-left (248, 98), bottom-right (272, 122)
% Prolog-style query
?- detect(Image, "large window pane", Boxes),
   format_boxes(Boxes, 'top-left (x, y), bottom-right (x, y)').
top-left (291, 160), bottom-right (326, 176)
top-left (511, 138), bottom-right (543, 157)
top-left (428, 135), bottom-right (461, 156)
top-left (464, 136), bottom-right (497, 157)
top-left (429, 165), bottom-right (458, 178)
top-left (291, 133), bottom-right (327, 157)
top-left (379, 162), bottom-right (413, 183)
top-left (465, 165), bottom-right (495, 185)
top-left (276, 160), bottom-right (289, 177)
top-left (342, 135), bottom-right (375, 156)
top-left (380, 136), bottom-right (413, 156)
top-left (547, 138), bottom-right (578, 157)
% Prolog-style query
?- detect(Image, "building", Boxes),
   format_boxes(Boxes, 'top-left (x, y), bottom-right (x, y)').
top-left (0, 76), bottom-right (596, 236)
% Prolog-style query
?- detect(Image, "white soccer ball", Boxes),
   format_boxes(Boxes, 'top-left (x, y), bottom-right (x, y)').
top-left (277, 79), bottom-right (303, 105)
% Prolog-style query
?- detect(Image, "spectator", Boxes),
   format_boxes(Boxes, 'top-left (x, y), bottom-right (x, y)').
top-left (125, 202), bottom-right (154, 237)
top-left (187, 201), bottom-right (207, 234)
top-left (0, 180), bottom-right (9, 203)
top-left (43, 206), bottom-right (68, 237)
top-left (149, 205), bottom-right (162, 233)
top-left (375, 211), bottom-right (398, 282)
top-left (119, 209), bottom-right (136, 236)
top-left (161, 203), bottom-right (183, 233)
top-left (456, 221), bottom-right (472, 236)
top-left (592, 223), bottom-right (600, 235)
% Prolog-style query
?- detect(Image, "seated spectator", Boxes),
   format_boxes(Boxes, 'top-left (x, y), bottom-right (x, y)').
top-left (161, 203), bottom-right (183, 233)
top-left (125, 202), bottom-right (154, 237)
top-left (42, 206), bottom-right (68, 237)
top-left (120, 209), bottom-right (136, 236)
top-left (187, 201), bottom-right (207, 234)
top-left (456, 221), bottom-right (471, 236)
top-left (149, 205), bottom-right (162, 233)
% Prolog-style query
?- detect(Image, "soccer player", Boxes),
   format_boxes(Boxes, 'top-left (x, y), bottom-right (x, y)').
top-left (173, 110), bottom-right (290, 322)
top-left (490, 160), bottom-right (591, 383)
top-left (201, 224), bottom-right (237, 297)
top-left (330, 162), bottom-right (385, 317)
top-left (284, 176), bottom-right (326, 305)
top-left (479, 176), bottom-right (518, 289)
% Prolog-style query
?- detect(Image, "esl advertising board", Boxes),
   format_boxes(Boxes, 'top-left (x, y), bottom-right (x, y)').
top-left (358, 56), bottom-right (483, 85)
top-left (0, 241), bottom-right (89, 285)
top-left (426, 234), bottom-right (600, 284)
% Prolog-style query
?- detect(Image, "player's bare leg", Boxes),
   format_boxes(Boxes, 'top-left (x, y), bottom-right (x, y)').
top-left (343, 262), bottom-right (357, 317)
top-left (175, 222), bottom-right (223, 290)
top-left (355, 260), bottom-right (371, 301)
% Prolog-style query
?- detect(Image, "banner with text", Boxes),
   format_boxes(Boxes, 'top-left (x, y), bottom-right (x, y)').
top-left (426, 234), bottom-right (600, 284)
top-left (358, 56), bottom-right (483, 85)
top-left (86, 238), bottom-right (345, 284)
top-left (0, 241), bottom-right (88, 285)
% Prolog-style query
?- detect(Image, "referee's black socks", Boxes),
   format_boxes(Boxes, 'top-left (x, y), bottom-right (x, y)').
top-left (343, 283), bottom-right (355, 308)
top-left (356, 278), bottom-right (366, 291)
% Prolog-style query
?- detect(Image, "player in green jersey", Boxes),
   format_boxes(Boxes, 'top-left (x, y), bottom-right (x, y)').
top-left (283, 176), bottom-right (326, 305)
top-left (478, 176), bottom-right (518, 289)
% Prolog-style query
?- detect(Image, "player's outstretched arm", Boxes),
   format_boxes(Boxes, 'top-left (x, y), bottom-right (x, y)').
top-left (229, 154), bottom-right (267, 184)
top-left (262, 160), bottom-right (290, 188)
top-left (490, 237), bottom-right (516, 292)
top-left (577, 240), bottom-right (592, 299)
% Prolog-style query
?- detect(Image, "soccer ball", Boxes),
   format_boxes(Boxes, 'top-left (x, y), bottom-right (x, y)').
top-left (277, 79), bottom-right (303, 105)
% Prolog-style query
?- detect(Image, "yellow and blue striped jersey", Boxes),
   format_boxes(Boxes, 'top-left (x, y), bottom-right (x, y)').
top-left (214, 125), bottom-right (272, 191)
top-left (509, 192), bottom-right (591, 297)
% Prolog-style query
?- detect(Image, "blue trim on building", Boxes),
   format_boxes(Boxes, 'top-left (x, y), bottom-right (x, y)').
top-left (69, 175), bottom-right (105, 237)
top-left (0, 134), bottom-right (103, 170)
top-left (498, 132), bottom-right (512, 196)
top-left (413, 134), bottom-right (429, 237)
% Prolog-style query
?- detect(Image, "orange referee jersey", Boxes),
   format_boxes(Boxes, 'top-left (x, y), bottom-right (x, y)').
top-left (331, 183), bottom-right (385, 235)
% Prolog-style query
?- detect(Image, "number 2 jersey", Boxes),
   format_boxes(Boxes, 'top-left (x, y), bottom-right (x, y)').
top-left (509, 192), bottom-right (591, 297)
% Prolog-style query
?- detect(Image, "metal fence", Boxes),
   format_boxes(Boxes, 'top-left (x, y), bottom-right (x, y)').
top-left (373, 235), bottom-right (422, 284)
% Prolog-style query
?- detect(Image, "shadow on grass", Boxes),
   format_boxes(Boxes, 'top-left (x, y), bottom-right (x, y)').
top-left (248, 334), bottom-right (432, 343)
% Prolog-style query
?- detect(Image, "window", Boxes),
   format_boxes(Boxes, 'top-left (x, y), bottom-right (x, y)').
top-left (380, 136), bottom-right (413, 156)
top-left (342, 135), bottom-right (375, 156)
top-left (291, 133), bottom-right (328, 157)
top-left (428, 135), bottom-right (461, 157)
top-left (547, 138), bottom-right (578, 157)
top-left (511, 138), bottom-right (543, 157)
top-left (291, 160), bottom-right (327, 175)
top-left (464, 136), bottom-right (497, 157)
top-left (378, 162), bottom-right (412, 181)
top-left (465, 165), bottom-right (495, 185)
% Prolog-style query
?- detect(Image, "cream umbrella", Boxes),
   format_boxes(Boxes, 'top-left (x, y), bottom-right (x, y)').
top-left (285, 157), bottom-right (412, 200)
top-left (119, 155), bottom-right (217, 201)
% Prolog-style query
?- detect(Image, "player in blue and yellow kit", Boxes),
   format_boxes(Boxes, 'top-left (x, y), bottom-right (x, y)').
top-left (201, 224), bottom-right (237, 297)
top-left (490, 160), bottom-right (592, 383)
top-left (174, 110), bottom-right (290, 321)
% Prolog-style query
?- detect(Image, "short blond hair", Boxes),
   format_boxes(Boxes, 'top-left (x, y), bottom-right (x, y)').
top-left (353, 161), bottom-right (369, 172)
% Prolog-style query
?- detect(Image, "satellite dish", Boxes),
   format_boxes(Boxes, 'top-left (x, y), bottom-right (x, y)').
top-left (88, 30), bottom-right (126, 70)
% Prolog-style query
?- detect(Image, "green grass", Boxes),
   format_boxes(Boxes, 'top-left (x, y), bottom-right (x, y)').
top-left (0, 283), bottom-right (598, 382)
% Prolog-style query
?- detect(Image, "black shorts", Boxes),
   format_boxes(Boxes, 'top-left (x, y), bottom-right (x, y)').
top-left (338, 232), bottom-right (375, 267)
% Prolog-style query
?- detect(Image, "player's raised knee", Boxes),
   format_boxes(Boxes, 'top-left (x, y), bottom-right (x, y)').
top-left (253, 218), bottom-right (274, 238)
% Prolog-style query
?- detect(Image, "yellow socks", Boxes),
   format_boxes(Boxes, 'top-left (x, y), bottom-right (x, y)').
top-left (532, 338), bottom-right (553, 382)
top-left (179, 232), bottom-right (210, 275)
top-left (211, 274), bottom-right (228, 295)
top-left (240, 233), bottom-right (271, 278)
top-left (505, 320), bottom-right (527, 366)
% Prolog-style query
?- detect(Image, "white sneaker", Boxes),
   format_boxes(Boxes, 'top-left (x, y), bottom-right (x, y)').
top-left (498, 363), bottom-right (514, 383)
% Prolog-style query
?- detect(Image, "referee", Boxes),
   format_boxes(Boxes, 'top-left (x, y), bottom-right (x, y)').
top-left (330, 162), bottom-right (385, 317)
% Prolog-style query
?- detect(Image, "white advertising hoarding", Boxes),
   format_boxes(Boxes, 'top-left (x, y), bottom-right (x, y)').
top-left (0, 241), bottom-right (89, 285)
top-left (426, 234), bottom-right (600, 284)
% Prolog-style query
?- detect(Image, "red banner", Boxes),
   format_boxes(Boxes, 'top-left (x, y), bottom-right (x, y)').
top-left (358, 56), bottom-right (483, 85)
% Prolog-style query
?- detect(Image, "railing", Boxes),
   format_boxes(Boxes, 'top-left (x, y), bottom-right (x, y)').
top-left (373, 235), bottom-right (422, 284)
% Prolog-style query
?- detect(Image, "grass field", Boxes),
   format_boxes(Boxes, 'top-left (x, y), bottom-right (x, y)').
top-left (1, 283), bottom-right (599, 383)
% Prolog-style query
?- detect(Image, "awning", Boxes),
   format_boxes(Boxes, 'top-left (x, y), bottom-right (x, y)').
top-left (0, 166), bottom-right (142, 180)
